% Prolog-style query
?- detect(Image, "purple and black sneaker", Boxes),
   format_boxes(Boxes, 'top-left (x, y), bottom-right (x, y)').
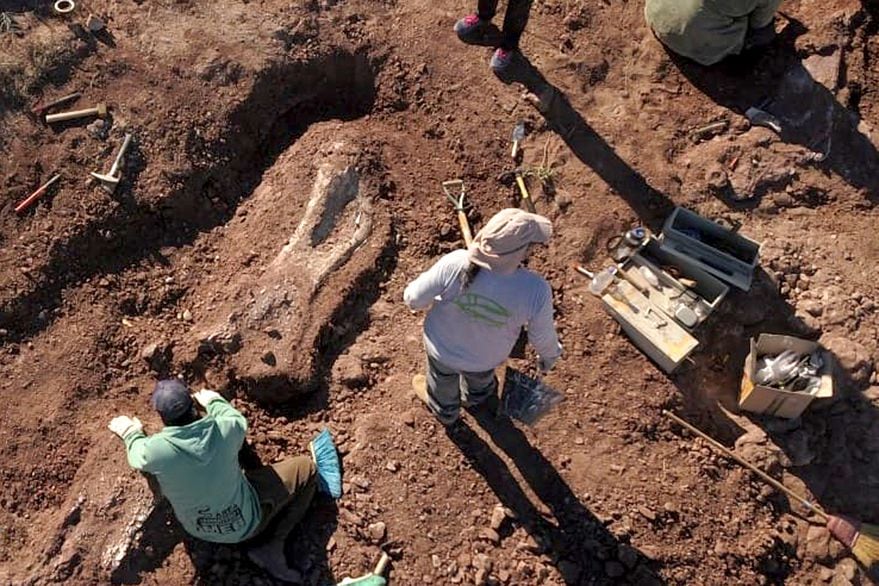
top-left (490, 47), bottom-right (519, 74)
top-left (454, 14), bottom-right (500, 46)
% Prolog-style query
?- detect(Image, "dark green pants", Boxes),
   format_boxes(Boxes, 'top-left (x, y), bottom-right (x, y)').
top-left (245, 456), bottom-right (316, 543)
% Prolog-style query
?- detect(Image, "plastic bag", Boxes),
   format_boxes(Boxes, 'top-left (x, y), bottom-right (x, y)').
top-left (754, 350), bottom-right (802, 385)
top-left (501, 367), bottom-right (564, 425)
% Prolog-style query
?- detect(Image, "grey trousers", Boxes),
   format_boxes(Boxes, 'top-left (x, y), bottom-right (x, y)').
top-left (425, 354), bottom-right (498, 425)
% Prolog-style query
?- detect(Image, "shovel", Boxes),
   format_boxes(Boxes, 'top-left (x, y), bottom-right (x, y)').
top-left (442, 179), bottom-right (473, 246)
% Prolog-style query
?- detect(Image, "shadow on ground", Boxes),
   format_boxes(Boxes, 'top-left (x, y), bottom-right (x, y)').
top-left (447, 409), bottom-right (664, 585)
top-left (666, 267), bottom-right (879, 579)
top-left (670, 15), bottom-right (879, 203)
top-left (498, 55), bottom-right (676, 231)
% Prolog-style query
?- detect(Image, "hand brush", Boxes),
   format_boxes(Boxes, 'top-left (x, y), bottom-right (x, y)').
top-left (664, 410), bottom-right (878, 570)
top-left (309, 428), bottom-right (342, 499)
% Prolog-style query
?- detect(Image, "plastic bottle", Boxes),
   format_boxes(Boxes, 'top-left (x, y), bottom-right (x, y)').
top-left (589, 266), bottom-right (618, 295)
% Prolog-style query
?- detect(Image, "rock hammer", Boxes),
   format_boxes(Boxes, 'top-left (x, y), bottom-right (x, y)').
top-left (45, 102), bottom-right (108, 124)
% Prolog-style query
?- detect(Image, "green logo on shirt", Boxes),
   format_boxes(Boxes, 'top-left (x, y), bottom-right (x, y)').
top-left (453, 293), bottom-right (511, 327)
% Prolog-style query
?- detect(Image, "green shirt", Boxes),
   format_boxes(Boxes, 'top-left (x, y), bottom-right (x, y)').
top-left (645, 0), bottom-right (781, 65)
top-left (123, 397), bottom-right (261, 543)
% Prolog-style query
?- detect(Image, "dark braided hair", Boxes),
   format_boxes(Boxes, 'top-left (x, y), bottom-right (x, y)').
top-left (460, 262), bottom-right (481, 292)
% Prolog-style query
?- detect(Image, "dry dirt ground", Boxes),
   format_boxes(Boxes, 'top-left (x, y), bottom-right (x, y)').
top-left (1, 0), bottom-right (879, 584)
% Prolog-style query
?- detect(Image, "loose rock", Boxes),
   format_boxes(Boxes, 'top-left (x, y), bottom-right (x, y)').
top-left (367, 521), bottom-right (386, 543)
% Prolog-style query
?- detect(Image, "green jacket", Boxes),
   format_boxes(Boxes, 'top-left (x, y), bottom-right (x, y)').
top-left (123, 397), bottom-right (261, 543)
top-left (645, 0), bottom-right (781, 65)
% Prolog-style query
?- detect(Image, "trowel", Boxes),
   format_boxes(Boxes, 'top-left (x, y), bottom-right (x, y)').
top-left (510, 121), bottom-right (525, 160)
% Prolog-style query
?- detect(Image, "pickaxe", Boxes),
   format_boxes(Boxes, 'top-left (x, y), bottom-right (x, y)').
top-left (90, 133), bottom-right (133, 193)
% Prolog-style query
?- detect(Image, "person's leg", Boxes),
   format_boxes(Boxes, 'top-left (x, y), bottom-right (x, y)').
top-left (422, 354), bottom-right (464, 425)
top-left (744, 0), bottom-right (781, 51)
top-left (477, 0), bottom-right (500, 20)
top-left (460, 368), bottom-right (499, 408)
top-left (500, 0), bottom-right (533, 50)
top-left (264, 457), bottom-right (317, 541)
top-left (245, 457), bottom-right (317, 580)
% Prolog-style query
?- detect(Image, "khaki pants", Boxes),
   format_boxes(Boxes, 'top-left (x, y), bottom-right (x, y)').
top-left (245, 456), bottom-right (316, 543)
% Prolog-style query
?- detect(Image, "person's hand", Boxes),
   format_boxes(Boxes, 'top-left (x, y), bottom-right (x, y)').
top-left (193, 389), bottom-right (223, 408)
top-left (108, 416), bottom-right (143, 439)
top-left (537, 355), bottom-right (558, 374)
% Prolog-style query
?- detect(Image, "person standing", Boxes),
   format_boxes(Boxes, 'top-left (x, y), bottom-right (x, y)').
top-left (453, 0), bottom-right (534, 74)
top-left (108, 380), bottom-right (324, 582)
top-left (403, 208), bottom-right (562, 426)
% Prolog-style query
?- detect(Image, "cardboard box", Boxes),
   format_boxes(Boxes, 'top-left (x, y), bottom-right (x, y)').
top-left (739, 334), bottom-right (834, 419)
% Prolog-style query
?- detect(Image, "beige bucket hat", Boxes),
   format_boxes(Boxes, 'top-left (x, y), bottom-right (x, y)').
top-left (468, 208), bottom-right (552, 274)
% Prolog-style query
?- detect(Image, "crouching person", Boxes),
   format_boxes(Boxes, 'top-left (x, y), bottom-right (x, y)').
top-left (645, 0), bottom-right (781, 66)
top-left (108, 380), bottom-right (334, 582)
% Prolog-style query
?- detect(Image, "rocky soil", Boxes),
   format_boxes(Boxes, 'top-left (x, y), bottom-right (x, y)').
top-left (1, 0), bottom-right (878, 585)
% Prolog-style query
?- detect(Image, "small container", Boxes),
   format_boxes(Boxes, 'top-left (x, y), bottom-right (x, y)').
top-left (589, 266), bottom-right (618, 295)
top-left (610, 227), bottom-right (647, 261)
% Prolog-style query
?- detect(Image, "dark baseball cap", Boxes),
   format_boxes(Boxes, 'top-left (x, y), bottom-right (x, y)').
top-left (151, 379), bottom-right (194, 423)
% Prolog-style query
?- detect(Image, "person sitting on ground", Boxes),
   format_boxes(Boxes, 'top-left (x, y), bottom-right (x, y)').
top-left (644, 0), bottom-right (781, 66)
top-left (454, 0), bottom-right (534, 75)
top-left (403, 208), bottom-right (563, 426)
top-left (108, 380), bottom-right (320, 582)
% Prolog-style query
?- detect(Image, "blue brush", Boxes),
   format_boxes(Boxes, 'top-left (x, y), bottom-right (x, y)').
top-left (309, 428), bottom-right (342, 499)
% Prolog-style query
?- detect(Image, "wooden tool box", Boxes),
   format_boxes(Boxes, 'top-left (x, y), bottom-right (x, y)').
top-left (601, 207), bottom-right (761, 372)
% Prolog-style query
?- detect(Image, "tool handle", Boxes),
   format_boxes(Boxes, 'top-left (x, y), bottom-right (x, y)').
top-left (45, 107), bottom-right (98, 123)
top-left (109, 133), bottom-right (133, 175)
top-left (616, 266), bottom-right (650, 295)
top-left (33, 92), bottom-right (81, 115)
top-left (15, 174), bottom-right (61, 213)
top-left (373, 552), bottom-right (390, 576)
top-left (457, 210), bottom-right (473, 246)
top-left (515, 174), bottom-right (536, 213)
top-left (662, 410), bottom-right (827, 519)
top-left (574, 265), bottom-right (594, 279)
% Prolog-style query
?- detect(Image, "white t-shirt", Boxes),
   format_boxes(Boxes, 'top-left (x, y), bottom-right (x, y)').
top-left (403, 249), bottom-right (562, 372)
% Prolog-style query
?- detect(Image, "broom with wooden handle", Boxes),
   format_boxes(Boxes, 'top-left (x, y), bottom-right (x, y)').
top-left (663, 410), bottom-right (879, 569)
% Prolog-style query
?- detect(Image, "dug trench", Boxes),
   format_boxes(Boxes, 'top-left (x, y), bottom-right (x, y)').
top-left (0, 47), bottom-right (401, 583)
top-left (0, 46), bottom-right (378, 344)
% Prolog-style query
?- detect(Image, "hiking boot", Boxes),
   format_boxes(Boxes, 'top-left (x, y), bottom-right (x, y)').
top-left (490, 48), bottom-right (519, 75)
top-left (412, 374), bottom-right (460, 426)
top-left (247, 540), bottom-right (303, 583)
top-left (454, 14), bottom-right (501, 46)
top-left (412, 374), bottom-right (429, 405)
